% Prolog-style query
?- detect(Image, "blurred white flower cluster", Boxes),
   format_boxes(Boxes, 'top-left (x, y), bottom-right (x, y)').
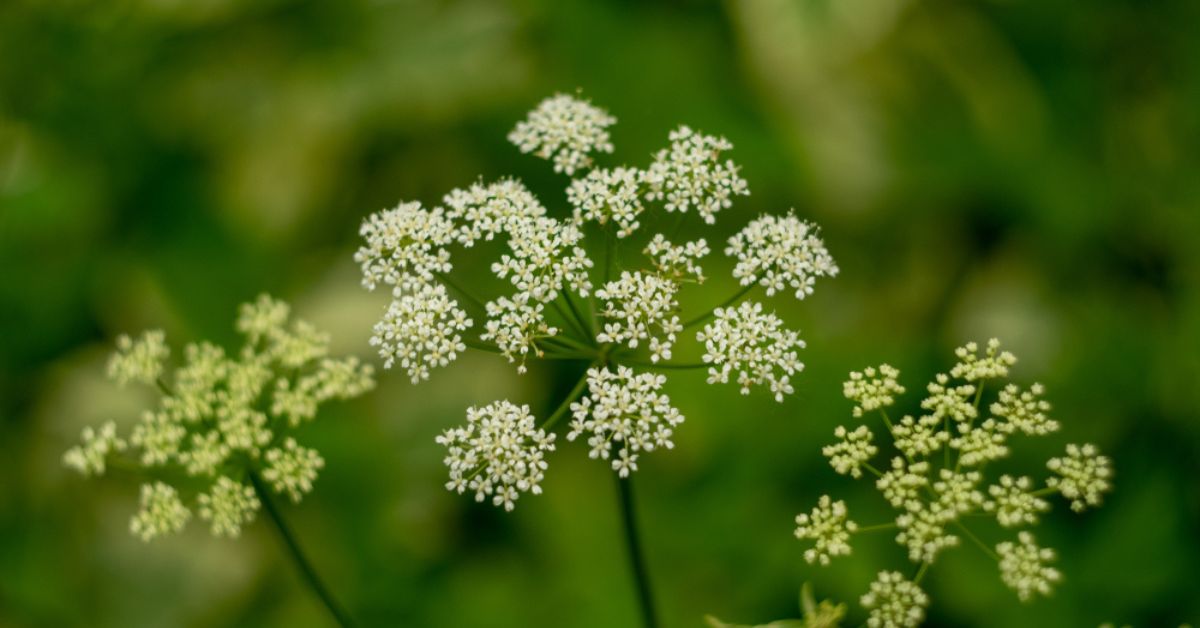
top-left (64, 295), bottom-right (375, 541)
top-left (794, 339), bottom-right (1113, 626)
top-left (354, 93), bottom-right (837, 510)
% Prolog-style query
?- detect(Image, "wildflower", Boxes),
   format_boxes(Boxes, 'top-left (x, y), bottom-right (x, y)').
top-left (198, 476), bottom-right (260, 537)
top-left (697, 301), bottom-right (805, 402)
top-left (895, 502), bottom-right (959, 564)
top-left (369, 282), bottom-right (472, 383)
top-left (236, 294), bottom-right (292, 344)
top-left (508, 93), bottom-right (615, 175)
top-left (130, 482), bottom-right (191, 541)
top-left (437, 400), bottom-right (556, 511)
top-left (844, 365), bottom-right (905, 418)
top-left (644, 234), bottom-right (709, 283)
top-left (726, 212), bottom-right (838, 299)
top-left (1046, 443), bottom-right (1112, 512)
top-left (795, 495), bottom-right (857, 565)
top-left (178, 431), bottom-right (230, 476)
top-left (891, 414), bottom-right (947, 459)
top-left (643, 125), bottom-right (749, 224)
top-left (106, 330), bottom-right (169, 387)
top-left (568, 366), bottom-right (684, 477)
top-left (920, 374), bottom-right (976, 423)
top-left (985, 475), bottom-right (1049, 527)
top-left (568, 167), bottom-right (645, 237)
top-left (991, 383), bottom-right (1058, 435)
top-left (355, 201), bottom-right (456, 292)
top-left (876, 458), bottom-right (930, 510)
top-left (493, 216), bottom-right (593, 302)
top-left (950, 419), bottom-right (1009, 466)
top-left (130, 411), bottom-right (186, 466)
top-left (596, 271), bottom-right (682, 363)
top-left (950, 338), bottom-right (1016, 382)
top-left (63, 421), bottom-right (126, 476)
top-left (482, 293), bottom-right (559, 374)
top-left (997, 532), bottom-right (1060, 601)
top-left (933, 469), bottom-right (984, 516)
top-left (823, 425), bottom-right (878, 478)
top-left (444, 178), bottom-right (546, 246)
top-left (264, 438), bottom-right (325, 503)
top-left (860, 571), bottom-right (929, 628)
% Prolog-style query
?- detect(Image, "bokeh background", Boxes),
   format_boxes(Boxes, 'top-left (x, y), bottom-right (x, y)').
top-left (2, 0), bottom-right (1198, 626)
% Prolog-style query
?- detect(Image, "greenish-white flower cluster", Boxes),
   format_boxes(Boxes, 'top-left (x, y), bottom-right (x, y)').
top-left (63, 295), bottom-right (375, 541)
top-left (352, 93), bottom-right (835, 510)
top-left (796, 339), bottom-right (1114, 625)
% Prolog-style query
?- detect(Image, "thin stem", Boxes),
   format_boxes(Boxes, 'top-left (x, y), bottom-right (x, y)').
top-left (249, 472), bottom-right (355, 628)
top-left (463, 337), bottom-right (502, 354)
top-left (913, 561), bottom-right (931, 585)
top-left (861, 461), bottom-right (885, 478)
top-left (542, 334), bottom-right (597, 355)
top-left (602, 224), bottom-right (616, 286)
top-left (616, 475), bottom-right (659, 628)
top-left (1030, 487), bottom-right (1058, 497)
top-left (854, 522), bottom-right (897, 533)
top-left (953, 520), bottom-right (999, 561)
top-left (563, 290), bottom-right (594, 342)
top-left (541, 367), bottom-right (594, 429)
top-left (682, 283), bottom-right (755, 330)
top-left (435, 272), bottom-right (488, 313)
top-left (620, 359), bottom-right (708, 370)
top-left (551, 298), bottom-right (592, 342)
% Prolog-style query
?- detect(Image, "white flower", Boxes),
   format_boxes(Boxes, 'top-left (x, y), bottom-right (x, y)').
top-left (355, 201), bottom-right (456, 292)
top-left (63, 421), bottom-right (126, 476)
top-left (370, 282), bottom-right (472, 383)
top-left (823, 425), bottom-right (878, 478)
top-left (921, 374), bottom-right (977, 423)
top-left (197, 476), bottom-right (260, 537)
top-left (216, 406), bottom-right (272, 454)
top-left (933, 469), bottom-right (984, 516)
top-left (178, 431), bottom-right (230, 476)
top-left (107, 330), bottom-right (169, 387)
top-left (596, 271), bottom-right (681, 363)
top-left (997, 532), bottom-right (1060, 601)
top-left (726, 211), bottom-right (838, 299)
top-left (697, 301), bottom-right (805, 402)
top-left (507, 93), bottom-right (616, 175)
top-left (985, 475), bottom-right (1049, 527)
top-left (860, 571), bottom-right (929, 628)
top-left (130, 482), bottom-right (191, 541)
top-left (643, 125), bottom-right (748, 224)
top-left (895, 502), bottom-right (959, 564)
top-left (891, 414), bottom-right (948, 459)
top-left (950, 419), bottom-right (1009, 466)
top-left (267, 319), bottom-right (331, 370)
top-left (644, 234), bottom-right (709, 283)
top-left (568, 167), bottom-right (645, 237)
top-left (444, 178), bottom-right (546, 246)
top-left (876, 458), bottom-right (930, 510)
top-left (264, 438), bottom-right (325, 503)
top-left (162, 342), bottom-right (226, 423)
top-left (236, 294), bottom-right (291, 344)
top-left (1046, 443), bottom-right (1112, 512)
top-left (950, 338), bottom-right (1016, 382)
top-left (991, 383), bottom-right (1058, 435)
top-left (481, 293), bottom-right (559, 374)
top-left (844, 365), bottom-right (905, 418)
top-left (493, 216), bottom-right (593, 302)
top-left (436, 400), bottom-right (556, 511)
top-left (795, 495), bottom-right (858, 565)
top-left (130, 411), bottom-right (186, 466)
top-left (568, 366), bottom-right (684, 477)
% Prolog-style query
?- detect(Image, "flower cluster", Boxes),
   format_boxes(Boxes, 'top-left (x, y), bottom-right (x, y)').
top-left (63, 295), bottom-right (375, 541)
top-left (568, 367), bottom-right (684, 477)
top-left (354, 93), bottom-right (835, 510)
top-left (794, 339), bottom-right (1113, 625)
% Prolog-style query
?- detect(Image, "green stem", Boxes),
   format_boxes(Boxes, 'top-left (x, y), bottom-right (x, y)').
top-left (249, 472), bottom-right (355, 628)
top-left (616, 475), bottom-right (659, 628)
top-left (435, 272), bottom-right (488, 314)
top-left (953, 520), bottom-right (999, 561)
top-left (854, 522), bottom-right (897, 533)
top-left (682, 283), bottom-right (755, 330)
top-left (620, 359), bottom-right (708, 370)
top-left (551, 298), bottom-right (592, 342)
top-left (563, 290), bottom-right (595, 342)
top-left (541, 367), bottom-right (594, 429)
top-left (913, 561), bottom-right (931, 585)
top-left (542, 334), bottom-right (597, 355)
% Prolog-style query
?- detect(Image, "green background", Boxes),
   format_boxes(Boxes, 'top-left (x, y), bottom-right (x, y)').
top-left (2, 0), bottom-right (1197, 626)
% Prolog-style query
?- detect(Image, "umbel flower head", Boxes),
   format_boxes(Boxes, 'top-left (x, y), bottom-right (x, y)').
top-left (793, 339), bottom-right (1114, 625)
top-left (355, 92), bottom-right (836, 510)
top-left (63, 295), bottom-right (375, 541)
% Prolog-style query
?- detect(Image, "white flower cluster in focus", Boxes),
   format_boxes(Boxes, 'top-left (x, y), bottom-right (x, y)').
top-left (568, 167), bottom-right (645, 238)
top-left (644, 234), bottom-right (709, 283)
top-left (568, 366), bottom-right (684, 477)
top-left (643, 125), bottom-right (749, 224)
top-left (64, 295), bottom-right (374, 541)
top-left (698, 301), bottom-right (805, 402)
top-left (795, 495), bottom-right (857, 565)
top-left (727, 211), bottom-right (838, 299)
top-left (796, 339), bottom-right (1114, 625)
top-left (370, 283), bottom-right (471, 382)
top-left (596, 271), bottom-right (682, 363)
top-left (508, 93), bottom-right (615, 175)
top-left (436, 400), bottom-right (556, 511)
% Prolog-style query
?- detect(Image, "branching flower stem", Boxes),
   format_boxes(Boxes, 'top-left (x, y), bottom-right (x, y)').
top-left (681, 282), bottom-right (755, 330)
top-left (616, 474), bottom-right (659, 628)
top-left (249, 471), bottom-right (355, 628)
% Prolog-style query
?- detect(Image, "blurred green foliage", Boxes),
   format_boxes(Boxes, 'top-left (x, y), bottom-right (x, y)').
top-left (2, 0), bottom-right (1198, 626)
